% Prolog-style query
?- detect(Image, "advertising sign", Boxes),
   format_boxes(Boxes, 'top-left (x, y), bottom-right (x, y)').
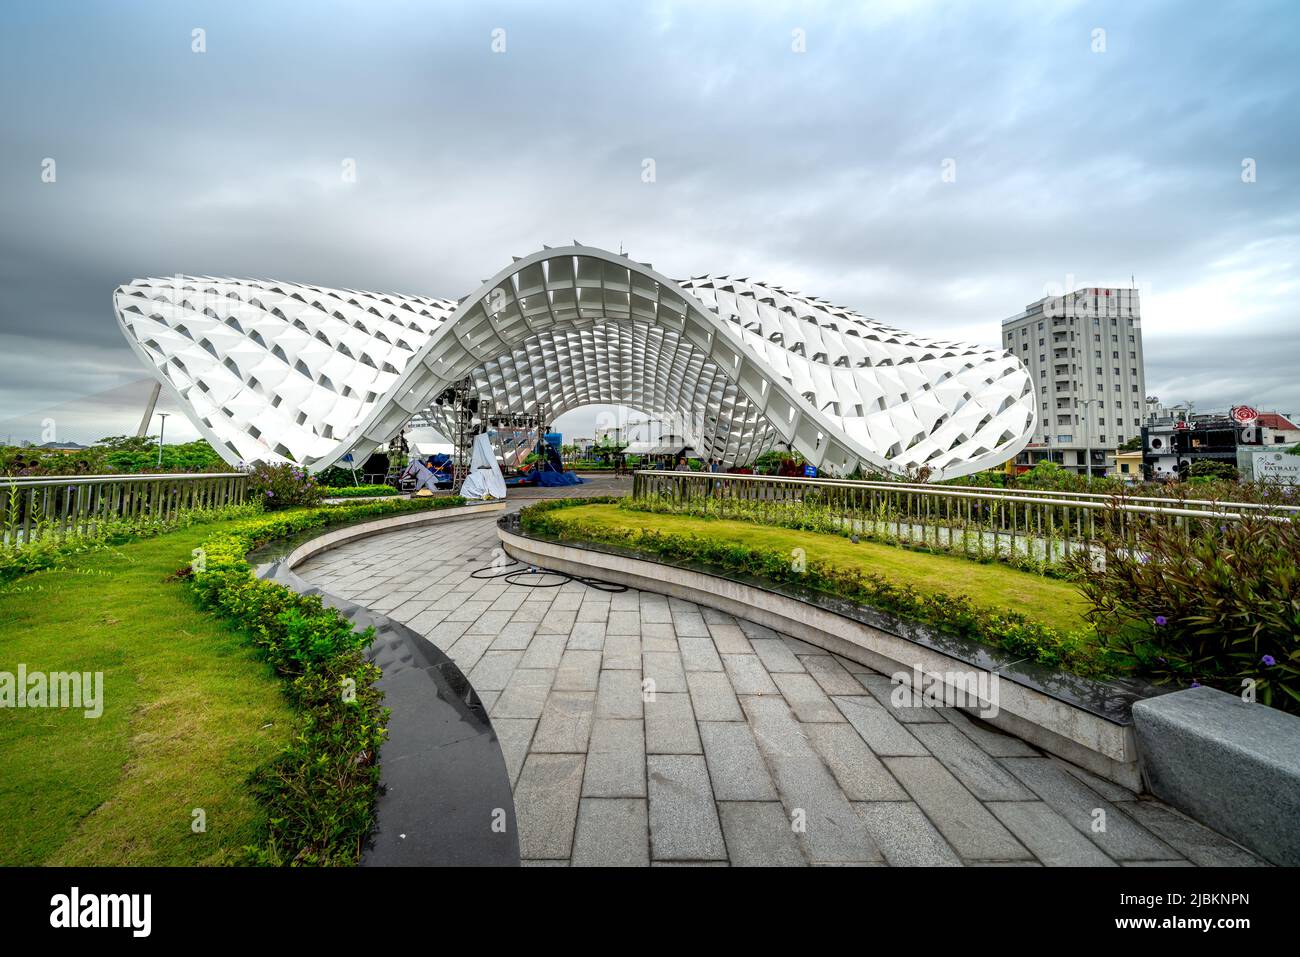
top-left (1244, 449), bottom-right (1300, 484)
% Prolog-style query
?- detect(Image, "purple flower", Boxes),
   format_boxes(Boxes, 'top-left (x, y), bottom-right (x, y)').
top-left (1262, 655), bottom-right (1277, 667)
top-left (1190, 680), bottom-right (1201, 688)
top-left (1154, 615), bottom-right (1168, 626)
top-left (1157, 657), bottom-right (1167, 665)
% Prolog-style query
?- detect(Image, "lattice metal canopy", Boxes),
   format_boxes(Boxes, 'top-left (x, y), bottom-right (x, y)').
top-left (114, 245), bottom-right (1037, 478)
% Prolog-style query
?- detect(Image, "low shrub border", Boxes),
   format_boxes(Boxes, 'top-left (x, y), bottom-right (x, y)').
top-left (0, 501), bottom-right (264, 584)
top-left (322, 484), bottom-right (401, 498)
top-left (187, 494), bottom-right (466, 865)
top-left (521, 498), bottom-right (1116, 679)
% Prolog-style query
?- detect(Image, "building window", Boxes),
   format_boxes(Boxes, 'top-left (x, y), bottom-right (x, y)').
top-left (1099, 434), bottom-right (1106, 443)
top-left (1121, 463), bottom-right (1130, 474)
top-left (1130, 368), bottom-right (1137, 376)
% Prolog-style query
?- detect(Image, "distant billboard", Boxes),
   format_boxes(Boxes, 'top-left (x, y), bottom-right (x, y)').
top-left (1241, 448), bottom-right (1300, 484)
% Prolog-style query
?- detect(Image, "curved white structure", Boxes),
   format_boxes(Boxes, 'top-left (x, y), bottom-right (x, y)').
top-left (114, 245), bottom-right (1036, 478)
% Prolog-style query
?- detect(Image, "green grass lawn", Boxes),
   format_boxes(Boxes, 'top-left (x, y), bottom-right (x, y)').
top-left (547, 503), bottom-right (1090, 634)
top-left (0, 524), bottom-right (294, 866)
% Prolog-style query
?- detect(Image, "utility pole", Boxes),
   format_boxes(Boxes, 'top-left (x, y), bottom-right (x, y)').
top-left (156, 412), bottom-right (169, 468)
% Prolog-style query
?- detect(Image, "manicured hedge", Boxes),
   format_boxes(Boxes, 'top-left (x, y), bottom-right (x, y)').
top-left (187, 495), bottom-right (466, 865)
top-left (521, 498), bottom-right (1115, 679)
top-left (322, 485), bottom-right (402, 498)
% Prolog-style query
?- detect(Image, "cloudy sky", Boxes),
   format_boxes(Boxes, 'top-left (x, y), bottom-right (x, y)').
top-left (2, 0), bottom-right (1297, 446)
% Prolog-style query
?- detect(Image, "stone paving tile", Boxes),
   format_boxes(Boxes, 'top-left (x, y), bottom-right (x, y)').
top-left (583, 718), bottom-right (646, 798)
top-left (489, 620), bottom-right (539, 650)
top-left (531, 691), bottom-right (596, 753)
top-left (802, 654), bottom-right (867, 696)
top-left (467, 650), bottom-right (523, 692)
top-left (492, 668), bottom-right (556, 719)
top-left (640, 600), bottom-right (673, 624)
top-left (445, 600), bottom-right (493, 622)
top-left (515, 753), bottom-right (585, 860)
top-left (672, 612), bottom-right (710, 638)
top-left (647, 755), bottom-right (727, 861)
top-left (640, 622), bottom-right (677, 652)
top-left (678, 635), bottom-right (723, 672)
top-left (537, 609), bottom-right (578, 635)
top-left (518, 632), bottom-right (568, 670)
top-left (567, 621), bottom-right (607, 649)
top-left (571, 799), bottom-right (650, 866)
top-left (602, 634), bottom-right (642, 670)
top-left (749, 638), bottom-right (806, 673)
top-left (642, 651), bottom-right (688, 693)
top-left (610, 591), bottom-right (640, 611)
top-left (644, 692), bottom-right (703, 754)
top-left (855, 801), bottom-right (963, 866)
top-left (686, 671), bottom-right (744, 721)
top-left (700, 606), bottom-right (735, 625)
top-left (1120, 801), bottom-right (1263, 866)
top-left (833, 695), bottom-right (929, 756)
top-left (493, 718), bottom-right (536, 788)
top-left (773, 672), bottom-right (844, 723)
top-left (804, 723), bottom-right (908, 801)
top-left (741, 695), bottom-right (882, 864)
top-left (941, 708), bottom-right (1038, 757)
top-left (707, 622), bottom-right (752, 654)
top-left (855, 672), bottom-right (948, 724)
top-left (999, 757), bottom-right (1182, 861)
top-left (722, 653), bottom-right (779, 694)
top-left (699, 721), bottom-right (778, 800)
top-left (595, 669), bottom-right (644, 719)
top-left (444, 632), bottom-right (494, 672)
top-left (553, 649), bottom-right (602, 692)
top-left (511, 602), bottom-right (550, 623)
top-left (576, 602), bottom-right (609, 623)
top-left (884, 756), bottom-right (1032, 861)
top-left (780, 634), bottom-right (826, 656)
top-left (738, 620), bottom-right (780, 641)
top-left (465, 609), bottom-right (516, 636)
top-left (987, 801), bottom-right (1117, 866)
top-left (718, 802), bottom-right (806, 866)
top-left (607, 611), bottom-right (641, 635)
top-left (908, 723), bottom-right (1037, 801)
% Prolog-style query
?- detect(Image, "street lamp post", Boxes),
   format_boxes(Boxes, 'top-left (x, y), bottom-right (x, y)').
top-left (156, 412), bottom-right (170, 468)
top-left (1078, 398), bottom-right (1097, 479)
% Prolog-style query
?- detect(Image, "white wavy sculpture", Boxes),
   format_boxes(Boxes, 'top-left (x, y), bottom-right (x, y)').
top-left (113, 245), bottom-right (1036, 478)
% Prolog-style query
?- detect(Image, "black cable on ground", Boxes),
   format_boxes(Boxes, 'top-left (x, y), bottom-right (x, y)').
top-left (469, 558), bottom-right (627, 592)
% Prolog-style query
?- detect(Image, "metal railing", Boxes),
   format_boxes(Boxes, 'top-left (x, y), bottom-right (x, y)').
top-left (2, 473), bottom-right (248, 548)
top-left (631, 470), bottom-right (1295, 566)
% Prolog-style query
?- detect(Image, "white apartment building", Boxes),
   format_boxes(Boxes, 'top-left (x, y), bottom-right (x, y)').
top-left (1002, 287), bottom-right (1146, 475)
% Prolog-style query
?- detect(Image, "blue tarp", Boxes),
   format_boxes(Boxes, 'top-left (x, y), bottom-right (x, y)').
top-left (535, 469), bottom-right (585, 487)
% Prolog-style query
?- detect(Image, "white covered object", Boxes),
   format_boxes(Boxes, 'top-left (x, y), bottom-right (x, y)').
top-left (459, 432), bottom-right (507, 500)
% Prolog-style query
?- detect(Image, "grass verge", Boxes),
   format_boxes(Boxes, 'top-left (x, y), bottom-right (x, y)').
top-left (524, 499), bottom-right (1115, 678)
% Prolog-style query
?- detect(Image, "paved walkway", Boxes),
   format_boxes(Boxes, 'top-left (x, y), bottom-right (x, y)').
top-left (296, 495), bottom-right (1262, 867)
